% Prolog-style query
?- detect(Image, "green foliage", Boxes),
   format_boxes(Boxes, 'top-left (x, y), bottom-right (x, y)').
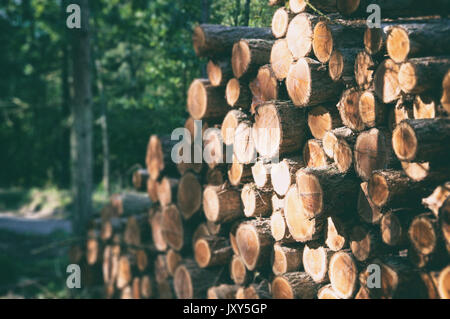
top-left (0, 0), bottom-right (276, 189)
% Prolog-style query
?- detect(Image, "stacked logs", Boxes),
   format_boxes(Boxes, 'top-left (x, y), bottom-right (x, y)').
top-left (76, 0), bottom-right (450, 299)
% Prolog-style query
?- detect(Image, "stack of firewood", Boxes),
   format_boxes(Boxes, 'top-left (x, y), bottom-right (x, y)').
top-left (75, 0), bottom-right (450, 299)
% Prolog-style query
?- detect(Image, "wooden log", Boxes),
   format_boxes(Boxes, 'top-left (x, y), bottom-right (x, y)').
top-left (357, 182), bottom-right (383, 224)
top-left (392, 118), bottom-right (450, 163)
top-left (146, 135), bottom-right (178, 181)
top-left (272, 243), bottom-right (303, 275)
top-left (140, 275), bottom-right (153, 299)
top-left (241, 183), bottom-right (272, 218)
top-left (206, 166), bottom-right (227, 186)
top-left (236, 218), bottom-right (274, 271)
top-left (253, 101), bottom-right (307, 158)
top-left (192, 24), bottom-right (273, 58)
top-left (303, 139), bottom-right (331, 168)
top-left (175, 142), bottom-right (204, 176)
top-left (402, 160), bottom-right (450, 185)
top-left (156, 177), bottom-right (178, 207)
top-left (354, 51), bottom-right (377, 90)
top-left (156, 279), bottom-right (174, 299)
top-left (192, 223), bottom-right (211, 248)
top-left (437, 265), bottom-right (450, 299)
top-left (110, 192), bottom-right (151, 217)
top-left (232, 39), bottom-right (274, 80)
top-left (333, 135), bottom-right (354, 173)
top-left (303, 244), bottom-right (332, 283)
top-left (252, 160), bottom-right (272, 189)
top-left (253, 64), bottom-right (288, 102)
top-left (270, 39), bottom-right (293, 80)
top-left (380, 209), bottom-right (417, 247)
top-left (195, 236), bottom-right (233, 268)
top-left (286, 13), bottom-right (319, 59)
top-left (318, 284), bottom-right (341, 299)
top-left (203, 185), bottom-right (243, 223)
top-left (393, 95), bottom-right (414, 126)
top-left (124, 214), bottom-right (150, 247)
top-left (177, 172), bottom-right (202, 220)
top-left (150, 210), bottom-right (168, 252)
top-left (359, 90), bottom-right (388, 128)
top-left (236, 280), bottom-right (271, 299)
top-left (350, 224), bottom-right (384, 262)
top-left (374, 58), bottom-right (402, 103)
top-left (234, 120), bottom-right (257, 164)
top-left (336, 0), bottom-right (450, 18)
top-left (386, 22), bottom-right (450, 64)
top-left (271, 157), bottom-right (304, 196)
top-left (284, 184), bottom-right (324, 242)
top-left (132, 169), bottom-right (149, 192)
top-left (295, 167), bottom-right (359, 218)
top-left (354, 286), bottom-right (371, 299)
top-left (230, 255), bottom-right (252, 285)
top-left (308, 104), bottom-right (342, 140)
top-left (207, 284), bottom-right (240, 299)
top-left (272, 272), bottom-right (319, 299)
top-left (161, 204), bottom-right (187, 252)
top-left (413, 94), bottom-right (446, 120)
top-left (203, 128), bottom-right (227, 169)
top-left (173, 259), bottom-right (222, 299)
top-left (409, 213), bottom-right (445, 256)
top-left (229, 221), bottom-right (241, 256)
top-left (228, 156), bottom-right (253, 187)
top-left (207, 59), bottom-right (233, 87)
top-left (398, 57), bottom-right (450, 94)
top-left (185, 117), bottom-right (209, 144)
top-left (287, 58), bottom-right (344, 107)
top-left (116, 255), bottom-right (132, 290)
top-left (187, 79), bottom-right (228, 121)
top-left (226, 78), bottom-right (252, 109)
top-left (166, 249), bottom-right (182, 277)
top-left (354, 127), bottom-right (398, 181)
top-left (322, 127), bottom-right (356, 159)
top-left (102, 244), bottom-right (120, 285)
top-left (328, 48), bottom-right (358, 83)
top-left (325, 216), bottom-right (355, 251)
top-left (328, 251), bottom-right (358, 299)
top-left (272, 7), bottom-right (295, 38)
top-left (289, 0), bottom-right (338, 13)
top-left (154, 254), bottom-right (170, 285)
top-left (337, 88), bottom-right (365, 131)
top-left (271, 209), bottom-right (296, 243)
top-left (423, 183), bottom-right (450, 217)
top-left (442, 70), bottom-right (450, 113)
top-left (222, 109), bottom-right (250, 147)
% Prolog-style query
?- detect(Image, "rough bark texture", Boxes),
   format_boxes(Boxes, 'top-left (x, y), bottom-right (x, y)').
top-left (272, 272), bottom-right (319, 299)
top-left (195, 236), bottom-right (233, 268)
top-left (203, 186), bottom-right (244, 223)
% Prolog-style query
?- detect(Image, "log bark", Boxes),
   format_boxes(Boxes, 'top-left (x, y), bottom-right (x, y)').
top-left (146, 135), bottom-right (178, 181)
top-left (272, 272), bottom-right (319, 299)
top-left (226, 78), bottom-right (252, 109)
top-left (308, 104), bottom-right (342, 140)
top-left (241, 183), bottom-right (273, 218)
top-left (187, 79), bottom-right (229, 121)
top-left (392, 118), bottom-right (450, 163)
top-left (354, 127), bottom-right (398, 181)
top-left (328, 48), bottom-right (358, 83)
top-left (303, 244), bottom-right (332, 283)
top-left (303, 139), bottom-right (331, 168)
top-left (177, 172), bottom-right (203, 220)
top-left (132, 169), bottom-right (149, 192)
top-left (253, 101), bottom-right (307, 158)
top-left (203, 185), bottom-right (244, 223)
top-left (398, 57), bottom-right (450, 94)
top-left (271, 157), bottom-right (304, 196)
top-left (192, 24), bottom-right (273, 58)
top-left (287, 58), bottom-right (344, 107)
top-left (270, 39), bottom-right (293, 80)
top-left (232, 39), bottom-right (274, 80)
top-left (272, 243), bottom-right (304, 275)
top-left (110, 192), bottom-right (151, 217)
top-left (328, 251), bottom-right (358, 299)
top-left (207, 59), bottom-right (233, 87)
top-left (357, 182), bottom-right (383, 224)
top-left (236, 218), bottom-right (274, 271)
top-left (195, 236), bottom-right (233, 268)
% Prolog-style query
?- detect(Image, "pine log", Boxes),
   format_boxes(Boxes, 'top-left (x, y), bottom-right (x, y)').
top-left (253, 64), bottom-right (288, 102)
top-left (336, 0), bottom-right (450, 18)
top-left (354, 50), bottom-right (377, 90)
top-left (226, 78), bottom-right (252, 109)
top-left (381, 209), bottom-right (417, 247)
top-left (398, 57), bottom-right (450, 94)
top-left (150, 210), bottom-right (168, 252)
top-left (318, 284), bottom-right (341, 299)
top-left (303, 139), bottom-right (331, 168)
top-left (286, 13), bottom-right (320, 59)
top-left (253, 101), bottom-right (307, 158)
top-left (287, 58), bottom-right (344, 107)
top-left (207, 59), bottom-right (233, 87)
top-left (192, 223), bottom-right (211, 248)
top-left (110, 192), bottom-right (151, 217)
top-left (187, 79), bottom-right (228, 121)
top-left (328, 48), bottom-right (358, 83)
top-left (328, 251), bottom-right (358, 299)
top-left (295, 167), bottom-right (359, 218)
top-left (272, 243), bottom-right (304, 276)
top-left (359, 90), bottom-right (388, 128)
top-left (234, 120), bottom-right (257, 164)
top-left (241, 183), bottom-right (273, 218)
top-left (132, 169), bottom-right (149, 192)
top-left (272, 272), bottom-right (319, 299)
top-left (303, 244), bottom-right (332, 283)
top-left (271, 209), bottom-right (296, 243)
top-left (284, 184), bottom-right (324, 242)
top-left (173, 259), bottom-right (222, 299)
top-left (203, 185), bottom-right (243, 223)
top-left (192, 24), bottom-right (273, 58)
top-left (207, 284), bottom-right (240, 299)
top-left (350, 224), bottom-right (384, 262)
top-left (156, 177), bottom-right (178, 207)
top-left (409, 213), bottom-right (445, 256)
top-left (146, 135), bottom-right (178, 181)
top-left (161, 204), bottom-right (187, 252)
top-left (222, 109), bottom-right (250, 147)
top-left (357, 182), bottom-right (383, 224)
top-left (322, 127), bottom-right (356, 159)
top-left (270, 39), bottom-right (293, 80)
top-left (337, 88), bottom-right (365, 131)
top-left (308, 104), bottom-right (342, 139)
top-left (392, 118), bottom-right (450, 163)
top-left (272, 7), bottom-right (295, 38)
top-left (230, 255), bottom-right (252, 285)
top-left (195, 236), bottom-right (233, 268)
top-left (354, 127), bottom-right (398, 181)
top-left (232, 39), bottom-right (274, 80)
top-left (236, 218), bottom-right (274, 271)
top-left (228, 156), bottom-right (253, 187)
top-left (271, 157), bottom-right (304, 196)
top-left (386, 22), bottom-right (450, 64)
top-left (333, 135), bottom-right (354, 173)
top-left (177, 172), bottom-right (202, 220)
top-left (252, 160), bottom-right (272, 189)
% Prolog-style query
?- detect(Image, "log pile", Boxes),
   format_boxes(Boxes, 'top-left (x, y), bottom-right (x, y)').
top-left (75, 1), bottom-right (450, 299)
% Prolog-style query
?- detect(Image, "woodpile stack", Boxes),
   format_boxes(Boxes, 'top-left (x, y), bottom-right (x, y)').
top-left (75, 0), bottom-right (450, 299)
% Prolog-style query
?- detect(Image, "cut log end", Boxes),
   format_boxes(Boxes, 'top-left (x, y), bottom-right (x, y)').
top-left (286, 59), bottom-right (311, 107)
top-left (386, 27), bottom-right (410, 64)
top-left (329, 251), bottom-right (357, 299)
top-left (364, 27), bottom-right (383, 56)
top-left (408, 214), bottom-right (438, 256)
top-left (312, 21), bottom-right (333, 63)
top-left (232, 40), bottom-right (251, 79)
top-left (308, 105), bottom-right (339, 140)
top-left (272, 7), bottom-right (290, 38)
top-left (271, 39), bottom-right (293, 80)
top-left (177, 172), bottom-right (202, 220)
top-left (304, 139), bottom-right (328, 168)
top-left (303, 245), bottom-right (329, 283)
top-left (374, 59), bottom-right (401, 104)
top-left (286, 14), bottom-right (313, 59)
top-left (226, 78), bottom-right (242, 107)
top-left (187, 79), bottom-right (208, 120)
top-left (392, 121), bottom-right (418, 162)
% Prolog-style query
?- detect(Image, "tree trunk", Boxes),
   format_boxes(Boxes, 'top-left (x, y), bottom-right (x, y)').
top-left (207, 59), bottom-right (233, 87)
top-left (187, 79), bottom-right (229, 121)
top-left (225, 78), bottom-right (252, 109)
top-left (272, 243), bottom-right (304, 275)
top-left (110, 192), bottom-right (151, 217)
top-left (203, 186), bottom-right (243, 223)
top-left (308, 104), bottom-right (342, 140)
top-left (195, 236), bottom-right (233, 268)
top-left (232, 39), bottom-right (274, 80)
top-left (272, 272), bottom-right (319, 299)
top-left (177, 172), bottom-right (203, 220)
top-left (303, 139), bottom-right (331, 168)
